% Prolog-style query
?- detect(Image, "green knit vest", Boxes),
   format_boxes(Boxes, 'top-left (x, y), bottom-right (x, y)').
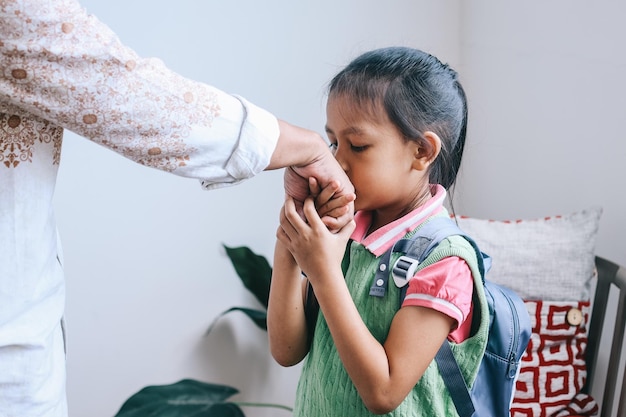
top-left (293, 227), bottom-right (489, 417)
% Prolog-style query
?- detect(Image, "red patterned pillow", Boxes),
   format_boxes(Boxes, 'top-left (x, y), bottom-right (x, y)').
top-left (512, 300), bottom-right (599, 417)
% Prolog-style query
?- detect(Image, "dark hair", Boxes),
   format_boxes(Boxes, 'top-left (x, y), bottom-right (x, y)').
top-left (328, 46), bottom-right (468, 190)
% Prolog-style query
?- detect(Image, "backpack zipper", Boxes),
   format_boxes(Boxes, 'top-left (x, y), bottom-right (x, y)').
top-left (503, 288), bottom-right (521, 379)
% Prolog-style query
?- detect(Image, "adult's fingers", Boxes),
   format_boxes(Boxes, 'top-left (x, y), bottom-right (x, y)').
top-left (309, 177), bottom-right (322, 198)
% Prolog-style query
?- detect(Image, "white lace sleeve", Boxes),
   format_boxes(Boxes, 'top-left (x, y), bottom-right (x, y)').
top-left (0, 0), bottom-right (279, 186)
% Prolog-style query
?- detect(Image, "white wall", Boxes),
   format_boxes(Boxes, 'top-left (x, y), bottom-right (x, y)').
top-left (455, 4), bottom-right (626, 409)
top-left (53, 1), bottom-right (461, 416)
top-left (456, 1), bottom-right (626, 267)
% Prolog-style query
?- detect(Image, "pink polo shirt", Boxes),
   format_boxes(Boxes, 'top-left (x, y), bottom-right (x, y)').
top-left (350, 185), bottom-right (474, 343)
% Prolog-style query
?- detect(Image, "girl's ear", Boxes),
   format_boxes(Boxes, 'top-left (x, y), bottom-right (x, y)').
top-left (412, 131), bottom-right (441, 171)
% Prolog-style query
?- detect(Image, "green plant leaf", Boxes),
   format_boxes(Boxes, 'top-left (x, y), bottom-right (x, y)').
top-left (114, 379), bottom-right (244, 417)
top-left (223, 245), bottom-right (272, 308)
top-left (205, 307), bottom-right (267, 336)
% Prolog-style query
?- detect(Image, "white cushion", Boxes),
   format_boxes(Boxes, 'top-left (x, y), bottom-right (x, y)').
top-left (454, 207), bottom-right (602, 301)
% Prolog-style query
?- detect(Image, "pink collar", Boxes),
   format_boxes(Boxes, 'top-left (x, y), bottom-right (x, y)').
top-left (350, 184), bottom-right (447, 256)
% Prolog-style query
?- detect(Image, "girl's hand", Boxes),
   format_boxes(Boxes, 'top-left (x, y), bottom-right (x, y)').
top-left (277, 196), bottom-right (355, 281)
top-left (308, 177), bottom-right (355, 234)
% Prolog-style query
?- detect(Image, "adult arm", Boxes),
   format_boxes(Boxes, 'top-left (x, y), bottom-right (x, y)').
top-left (0, 0), bottom-right (279, 186)
top-left (0, 0), bottom-right (355, 216)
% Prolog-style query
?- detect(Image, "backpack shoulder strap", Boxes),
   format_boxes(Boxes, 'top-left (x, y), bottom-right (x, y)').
top-left (304, 278), bottom-right (318, 348)
top-left (393, 216), bottom-right (490, 305)
top-left (392, 216), bottom-right (487, 417)
top-left (393, 216), bottom-right (490, 286)
top-left (436, 342), bottom-right (476, 417)
top-left (371, 216), bottom-right (469, 299)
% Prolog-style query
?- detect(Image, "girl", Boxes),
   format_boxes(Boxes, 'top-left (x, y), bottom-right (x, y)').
top-left (267, 47), bottom-right (489, 416)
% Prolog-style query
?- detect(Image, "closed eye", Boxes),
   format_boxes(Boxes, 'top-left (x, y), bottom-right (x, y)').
top-left (351, 144), bottom-right (368, 153)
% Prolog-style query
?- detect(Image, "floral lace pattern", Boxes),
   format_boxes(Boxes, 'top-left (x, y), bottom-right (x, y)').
top-left (0, 110), bottom-right (62, 168)
top-left (0, 0), bottom-right (221, 171)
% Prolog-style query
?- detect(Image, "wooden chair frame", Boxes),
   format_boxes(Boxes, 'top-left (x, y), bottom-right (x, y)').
top-left (585, 256), bottom-right (626, 417)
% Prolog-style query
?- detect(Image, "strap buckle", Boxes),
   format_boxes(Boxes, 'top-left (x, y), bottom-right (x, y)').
top-left (392, 255), bottom-right (419, 288)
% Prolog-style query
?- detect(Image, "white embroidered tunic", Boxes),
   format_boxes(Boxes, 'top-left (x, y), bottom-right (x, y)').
top-left (0, 0), bottom-right (279, 415)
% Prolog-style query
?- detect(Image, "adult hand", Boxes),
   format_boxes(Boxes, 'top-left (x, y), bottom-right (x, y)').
top-left (269, 120), bottom-right (354, 232)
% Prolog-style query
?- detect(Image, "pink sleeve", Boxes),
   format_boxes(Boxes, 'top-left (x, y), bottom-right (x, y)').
top-left (401, 256), bottom-right (474, 342)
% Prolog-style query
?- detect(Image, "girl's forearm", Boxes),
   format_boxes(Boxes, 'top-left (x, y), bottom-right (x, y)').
top-left (267, 242), bottom-right (309, 366)
top-left (311, 275), bottom-right (395, 407)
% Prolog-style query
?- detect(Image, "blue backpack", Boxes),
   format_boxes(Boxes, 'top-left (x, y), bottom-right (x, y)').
top-left (305, 216), bottom-right (532, 417)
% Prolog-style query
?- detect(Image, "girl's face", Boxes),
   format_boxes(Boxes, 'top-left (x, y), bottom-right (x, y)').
top-left (325, 95), bottom-right (428, 227)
